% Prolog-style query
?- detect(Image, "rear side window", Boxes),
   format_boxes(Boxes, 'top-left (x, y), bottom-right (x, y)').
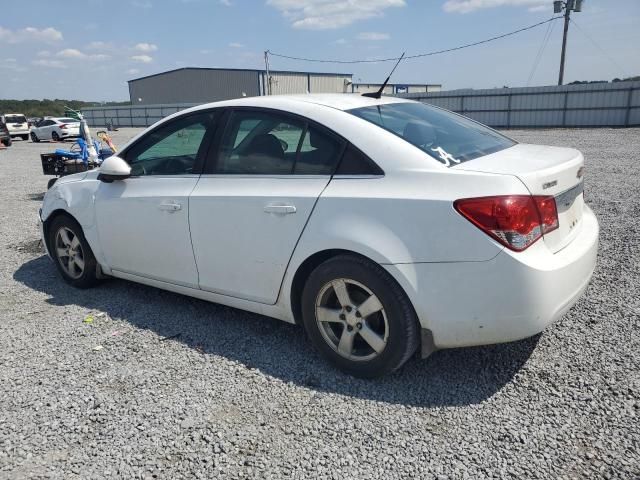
top-left (217, 111), bottom-right (304, 175)
top-left (348, 102), bottom-right (516, 166)
top-left (214, 110), bottom-right (343, 175)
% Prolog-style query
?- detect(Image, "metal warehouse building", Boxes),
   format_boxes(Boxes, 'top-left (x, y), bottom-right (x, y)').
top-left (128, 67), bottom-right (353, 105)
top-left (352, 83), bottom-right (441, 95)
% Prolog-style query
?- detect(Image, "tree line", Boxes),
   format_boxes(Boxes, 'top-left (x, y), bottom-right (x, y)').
top-left (0, 99), bottom-right (130, 118)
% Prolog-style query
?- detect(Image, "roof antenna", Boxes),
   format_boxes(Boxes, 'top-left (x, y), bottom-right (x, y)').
top-left (362, 52), bottom-right (405, 99)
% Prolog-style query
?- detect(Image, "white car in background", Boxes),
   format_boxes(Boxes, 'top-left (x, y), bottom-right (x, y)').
top-left (38, 94), bottom-right (599, 377)
top-left (30, 117), bottom-right (81, 142)
top-left (0, 113), bottom-right (29, 140)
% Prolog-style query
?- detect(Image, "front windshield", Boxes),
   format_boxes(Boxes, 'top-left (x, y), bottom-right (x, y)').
top-left (348, 102), bottom-right (516, 166)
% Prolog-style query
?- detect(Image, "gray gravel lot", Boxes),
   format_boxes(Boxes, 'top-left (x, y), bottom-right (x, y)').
top-left (0, 127), bottom-right (639, 479)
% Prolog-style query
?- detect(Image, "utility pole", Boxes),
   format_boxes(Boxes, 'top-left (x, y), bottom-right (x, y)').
top-left (264, 51), bottom-right (271, 96)
top-left (555, 0), bottom-right (583, 85)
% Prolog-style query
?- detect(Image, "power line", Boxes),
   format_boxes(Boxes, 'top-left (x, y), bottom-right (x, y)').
top-left (268, 16), bottom-right (562, 65)
top-left (527, 16), bottom-right (556, 86)
top-left (569, 18), bottom-right (628, 79)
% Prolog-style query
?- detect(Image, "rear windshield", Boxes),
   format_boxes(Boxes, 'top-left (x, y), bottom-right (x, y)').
top-left (58, 118), bottom-right (79, 123)
top-left (348, 102), bottom-right (516, 166)
top-left (5, 115), bottom-right (27, 124)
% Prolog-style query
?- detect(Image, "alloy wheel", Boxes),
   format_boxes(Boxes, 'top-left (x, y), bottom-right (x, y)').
top-left (315, 278), bottom-right (389, 361)
top-left (54, 227), bottom-right (85, 279)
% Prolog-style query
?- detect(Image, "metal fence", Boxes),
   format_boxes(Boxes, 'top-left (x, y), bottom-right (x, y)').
top-left (396, 80), bottom-right (640, 128)
top-left (82, 103), bottom-right (200, 128)
top-left (82, 80), bottom-right (640, 129)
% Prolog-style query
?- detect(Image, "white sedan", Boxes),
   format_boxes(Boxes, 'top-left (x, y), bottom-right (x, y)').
top-left (39, 94), bottom-right (598, 377)
top-left (30, 117), bottom-right (81, 142)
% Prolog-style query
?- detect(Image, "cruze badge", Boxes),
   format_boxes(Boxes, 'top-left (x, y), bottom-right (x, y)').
top-left (542, 180), bottom-right (558, 190)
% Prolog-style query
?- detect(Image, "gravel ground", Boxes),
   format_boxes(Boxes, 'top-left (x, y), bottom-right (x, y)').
top-left (0, 128), bottom-right (638, 479)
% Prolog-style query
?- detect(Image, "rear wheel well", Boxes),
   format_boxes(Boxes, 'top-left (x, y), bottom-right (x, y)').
top-left (290, 249), bottom-right (381, 325)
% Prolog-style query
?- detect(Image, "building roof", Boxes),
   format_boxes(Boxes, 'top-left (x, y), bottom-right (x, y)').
top-left (128, 67), bottom-right (353, 83)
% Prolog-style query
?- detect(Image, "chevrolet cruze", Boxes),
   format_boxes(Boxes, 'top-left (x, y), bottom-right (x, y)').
top-left (39, 94), bottom-right (599, 377)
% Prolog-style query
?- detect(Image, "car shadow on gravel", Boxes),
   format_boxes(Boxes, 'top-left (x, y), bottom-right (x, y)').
top-left (14, 255), bottom-right (539, 408)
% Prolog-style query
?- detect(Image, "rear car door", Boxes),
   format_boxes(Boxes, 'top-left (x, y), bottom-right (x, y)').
top-left (189, 108), bottom-right (345, 304)
top-left (94, 110), bottom-right (216, 288)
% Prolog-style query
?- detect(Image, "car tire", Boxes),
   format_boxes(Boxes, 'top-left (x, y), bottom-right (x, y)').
top-left (31, 132), bottom-right (39, 143)
top-left (21, 135), bottom-right (28, 141)
top-left (51, 131), bottom-right (60, 142)
top-left (48, 215), bottom-right (100, 289)
top-left (1, 138), bottom-right (10, 147)
top-left (301, 254), bottom-right (420, 378)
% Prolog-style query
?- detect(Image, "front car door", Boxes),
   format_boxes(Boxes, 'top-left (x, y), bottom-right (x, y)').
top-left (189, 108), bottom-right (345, 304)
top-left (38, 120), bottom-right (54, 138)
top-left (94, 110), bottom-right (216, 288)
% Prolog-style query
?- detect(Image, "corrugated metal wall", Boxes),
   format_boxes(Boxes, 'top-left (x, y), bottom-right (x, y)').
top-left (263, 72), bottom-right (351, 94)
top-left (397, 81), bottom-right (640, 128)
top-left (129, 69), bottom-right (261, 105)
top-left (352, 84), bottom-right (441, 94)
top-left (129, 68), bottom-right (353, 103)
top-left (309, 75), bottom-right (351, 93)
top-left (268, 72), bottom-right (308, 95)
top-left (82, 103), bottom-right (199, 128)
top-left (83, 81), bottom-right (640, 128)
top-left (352, 84), bottom-right (395, 95)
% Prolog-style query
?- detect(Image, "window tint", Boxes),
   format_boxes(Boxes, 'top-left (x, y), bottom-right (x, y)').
top-left (216, 111), bottom-right (304, 175)
top-left (335, 145), bottom-right (384, 175)
top-left (294, 126), bottom-right (343, 175)
top-left (126, 112), bottom-right (213, 176)
top-left (348, 102), bottom-right (516, 166)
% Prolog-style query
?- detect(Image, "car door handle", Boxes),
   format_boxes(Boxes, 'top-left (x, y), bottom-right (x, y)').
top-left (159, 201), bottom-right (182, 212)
top-left (264, 204), bottom-right (296, 215)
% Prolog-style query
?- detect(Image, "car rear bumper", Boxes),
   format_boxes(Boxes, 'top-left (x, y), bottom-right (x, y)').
top-left (60, 131), bottom-right (80, 138)
top-left (385, 204), bottom-right (599, 350)
top-left (10, 129), bottom-right (29, 136)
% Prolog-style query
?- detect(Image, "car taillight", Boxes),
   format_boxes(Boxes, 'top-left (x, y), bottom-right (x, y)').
top-left (454, 195), bottom-right (558, 251)
top-left (59, 124), bottom-right (68, 129)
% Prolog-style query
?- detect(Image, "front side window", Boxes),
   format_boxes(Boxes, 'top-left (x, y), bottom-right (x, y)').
top-left (348, 102), bottom-right (516, 166)
top-left (125, 112), bottom-right (213, 176)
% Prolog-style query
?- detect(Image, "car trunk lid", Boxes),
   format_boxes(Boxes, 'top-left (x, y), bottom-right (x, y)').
top-left (455, 143), bottom-right (584, 253)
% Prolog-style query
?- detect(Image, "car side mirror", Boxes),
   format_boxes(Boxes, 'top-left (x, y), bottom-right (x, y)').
top-left (98, 155), bottom-right (132, 183)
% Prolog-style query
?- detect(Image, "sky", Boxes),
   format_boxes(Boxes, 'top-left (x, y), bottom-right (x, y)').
top-left (1, 0), bottom-right (639, 101)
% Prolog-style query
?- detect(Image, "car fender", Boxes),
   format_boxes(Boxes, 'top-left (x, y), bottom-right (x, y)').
top-left (41, 174), bottom-right (108, 269)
